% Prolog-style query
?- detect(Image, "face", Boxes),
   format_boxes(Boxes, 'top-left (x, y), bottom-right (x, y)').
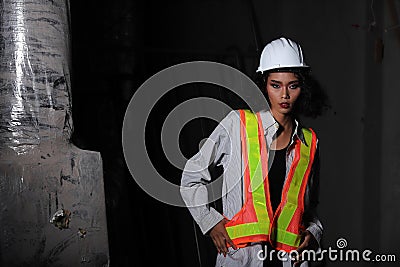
top-left (265, 72), bottom-right (301, 116)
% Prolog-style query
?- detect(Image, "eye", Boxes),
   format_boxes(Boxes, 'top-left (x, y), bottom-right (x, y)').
top-left (270, 83), bottom-right (280, 89)
top-left (289, 83), bottom-right (300, 89)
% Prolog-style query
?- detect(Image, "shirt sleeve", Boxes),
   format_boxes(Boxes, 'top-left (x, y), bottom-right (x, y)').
top-left (180, 110), bottom-right (236, 234)
top-left (303, 140), bottom-right (324, 250)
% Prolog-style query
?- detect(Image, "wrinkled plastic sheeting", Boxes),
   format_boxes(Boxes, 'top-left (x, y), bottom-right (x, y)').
top-left (0, 0), bottom-right (109, 266)
top-left (0, 0), bottom-right (73, 155)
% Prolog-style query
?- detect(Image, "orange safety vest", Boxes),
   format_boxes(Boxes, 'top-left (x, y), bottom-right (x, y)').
top-left (225, 109), bottom-right (317, 252)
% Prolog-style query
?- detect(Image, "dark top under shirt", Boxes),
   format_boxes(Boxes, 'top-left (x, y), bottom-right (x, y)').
top-left (263, 146), bottom-right (288, 267)
top-left (268, 146), bottom-right (287, 213)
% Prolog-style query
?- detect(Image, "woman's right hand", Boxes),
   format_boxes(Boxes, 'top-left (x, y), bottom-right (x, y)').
top-left (209, 218), bottom-right (237, 257)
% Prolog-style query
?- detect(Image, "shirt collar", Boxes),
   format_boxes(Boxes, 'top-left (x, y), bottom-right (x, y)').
top-left (258, 109), bottom-right (308, 146)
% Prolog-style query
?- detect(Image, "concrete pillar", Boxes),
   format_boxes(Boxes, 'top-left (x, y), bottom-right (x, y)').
top-left (0, 0), bottom-right (109, 265)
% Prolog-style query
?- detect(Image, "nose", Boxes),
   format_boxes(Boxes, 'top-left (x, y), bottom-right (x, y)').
top-left (281, 87), bottom-right (290, 99)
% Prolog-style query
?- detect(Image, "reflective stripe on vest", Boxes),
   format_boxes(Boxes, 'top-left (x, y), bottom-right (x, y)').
top-left (225, 110), bottom-right (270, 244)
top-left (225, 109), bottom-right (317, 252)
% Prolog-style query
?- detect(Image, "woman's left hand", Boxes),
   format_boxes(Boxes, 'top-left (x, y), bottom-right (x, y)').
top-left (293, 230), bottom-right (318, 266)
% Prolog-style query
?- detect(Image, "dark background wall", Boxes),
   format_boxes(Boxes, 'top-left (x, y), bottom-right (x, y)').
top-left (69, 0), bottom-right (400, 266)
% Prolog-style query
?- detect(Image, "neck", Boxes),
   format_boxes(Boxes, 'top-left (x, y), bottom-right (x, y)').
top-left (271, 110), bottom-right (293, 133)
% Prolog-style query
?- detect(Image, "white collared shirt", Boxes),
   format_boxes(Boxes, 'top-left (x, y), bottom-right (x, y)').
top-left (180, 109), bottom-right (323, 248)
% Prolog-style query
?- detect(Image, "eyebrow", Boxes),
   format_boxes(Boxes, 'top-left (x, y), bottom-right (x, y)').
top-left (270, 79), bottom-right (299, 84)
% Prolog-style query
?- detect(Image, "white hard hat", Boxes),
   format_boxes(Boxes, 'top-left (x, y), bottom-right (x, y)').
top-left (256, 37), bottom-right (309, 73)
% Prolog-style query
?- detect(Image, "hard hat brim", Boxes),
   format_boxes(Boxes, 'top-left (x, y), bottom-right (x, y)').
top-left (256, 65), bottom-right (310, 74)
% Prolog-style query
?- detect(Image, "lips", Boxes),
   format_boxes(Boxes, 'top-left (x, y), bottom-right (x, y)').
top-left (279, 102), bottom-right (290, 109)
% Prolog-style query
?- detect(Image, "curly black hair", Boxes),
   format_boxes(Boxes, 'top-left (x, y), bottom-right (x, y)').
top-left (253, 67), bottom-right (330, 118)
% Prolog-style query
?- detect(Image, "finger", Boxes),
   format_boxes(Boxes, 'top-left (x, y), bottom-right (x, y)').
top-left (294, 242), bottom-right (308, 265)
top-left (215, 236), bottom-right (227, 256)
top-left (297, 243), bottom-right (306, 253)
top-left (296, 235), bottom-right (310, 254)
top-left (211, 236), bottom-right (222, 254)
top-left (293, 254), bottom-right (303, 266)
top-left (225, 235), bottom-right (237, 250)
top-left (214, 234), bottom-right (228, 256)
top-left (221, 225), bottom-right (236, 251)
top-left (220, 238), bottom-right (228, 256)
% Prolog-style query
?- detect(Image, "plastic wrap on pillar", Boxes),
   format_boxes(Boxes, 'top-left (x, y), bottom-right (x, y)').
top-left (0, 0), bottom-right (72, 155)
top-left (0, 1), bottom-right (109, 266)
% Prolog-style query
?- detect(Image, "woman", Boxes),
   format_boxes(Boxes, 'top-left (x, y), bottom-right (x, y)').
top-left (180, 37), bottom-right (328, 267)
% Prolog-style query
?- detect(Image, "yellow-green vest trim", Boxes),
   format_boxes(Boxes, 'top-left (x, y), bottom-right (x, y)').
top-left (224, 109), bottom-right (317, 252)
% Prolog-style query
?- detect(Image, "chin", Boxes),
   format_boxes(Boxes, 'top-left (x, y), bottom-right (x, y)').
top-left (279, 108), bottom-right (292, 115)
